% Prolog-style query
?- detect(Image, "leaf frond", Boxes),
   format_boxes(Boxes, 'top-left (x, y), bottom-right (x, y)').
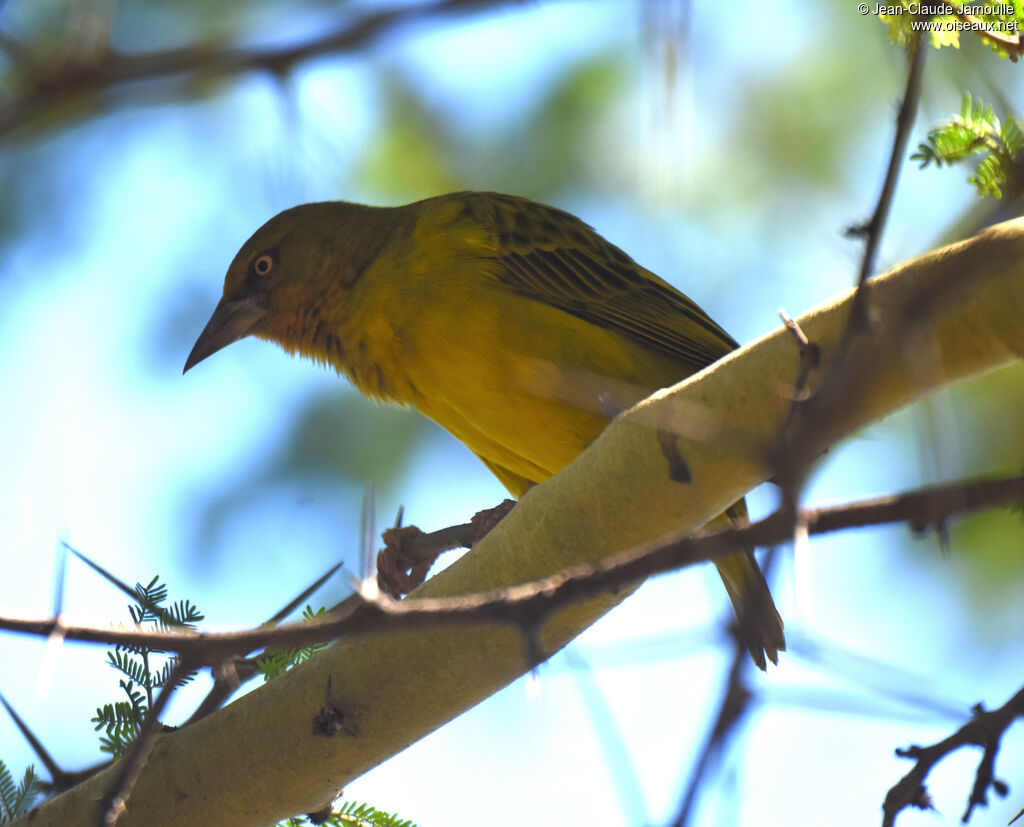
top-left (0, 762), bottom-right (43, 823)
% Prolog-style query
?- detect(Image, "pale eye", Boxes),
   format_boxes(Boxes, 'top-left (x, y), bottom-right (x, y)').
top-left (252, 253), bottom-right (275, 277)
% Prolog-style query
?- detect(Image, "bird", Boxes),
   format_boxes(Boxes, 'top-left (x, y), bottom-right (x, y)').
top-left (184, 191), bottom-right (785, 669)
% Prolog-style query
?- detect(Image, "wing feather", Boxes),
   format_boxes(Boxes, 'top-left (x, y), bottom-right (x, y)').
top-left (464, 193), bottom-right (738, 372)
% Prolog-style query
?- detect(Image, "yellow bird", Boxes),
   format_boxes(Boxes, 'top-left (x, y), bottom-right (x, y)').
top-left (184, 191), bottom-right (785, 668)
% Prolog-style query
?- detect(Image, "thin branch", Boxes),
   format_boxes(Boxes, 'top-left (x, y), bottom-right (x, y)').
top-left (775, 29), bottom-right (928, 494)
top-left (2, 473), bottom-right (1020, 663)
top-left (771, 34), bottom-right (925, 489)
top-left (671, 645), bottom-right (752, 827)
top-left (95, 660), bottom-right (194, 827)
top-left (670, 596), bottom-right (757, 826)
top-left (671, 548), bottom-right (782, 827)
top-left (765, 28), bottom-right (928, 492)
top-left (846, 29), bottom-right (927, 293)
top-left (803, 473), bottom-right (1023, 533)
top-left (0, 0), bottom-right (507, 139)
top-left (181, 560), bottom-right (345, 727)
top-left (882, 684), bottom-right (1024, 826)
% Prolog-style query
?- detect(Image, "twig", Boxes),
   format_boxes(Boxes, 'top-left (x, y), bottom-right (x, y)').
top-left (770, 37), bottom-right (925, 491)
top-left (777, 27), bottom-right (927, 471)
top-left (1, 473), bottom-right (1020, 661)
top-left (670, 595), bottom-right (756, 825)
top-left (845, 29), bottom-right (926, 294)
top-left (770, 30), bottom-right (937, 510)
top-left (882, 684), bottom-right (1024, 826)
top-left (0, 0), bottom-right (507, 139)
top-left (95, 660), bottom-right (194, 827)
top-left (670, 548), bottom-right (781, 827)
top-left (182, 560), bottom-right (345, 727)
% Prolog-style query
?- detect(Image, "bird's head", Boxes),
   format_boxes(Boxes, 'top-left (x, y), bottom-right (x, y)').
top-left (183, 201), bottom-right (395, 373)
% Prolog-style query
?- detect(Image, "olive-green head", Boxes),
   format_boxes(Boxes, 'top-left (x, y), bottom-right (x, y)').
top-left (183, 201), bottom-right (399, 373)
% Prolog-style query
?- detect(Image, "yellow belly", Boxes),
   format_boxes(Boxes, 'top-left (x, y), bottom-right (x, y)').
top-left (379, 285), bottom-right (687, 497)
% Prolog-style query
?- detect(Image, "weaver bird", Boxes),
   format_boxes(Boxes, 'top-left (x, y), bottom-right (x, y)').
top-left (185, 191), bottom-right (785, 668)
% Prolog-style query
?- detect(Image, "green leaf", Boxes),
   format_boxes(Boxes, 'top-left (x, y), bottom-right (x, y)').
top-left (914, 94), bottom-right (1024, 198)
top-left (94, 576), bottom-right (204, 755)
top-left (0, 762), bottom-right (43, 823)
top-left (276, 799), bottom-right (419, 827)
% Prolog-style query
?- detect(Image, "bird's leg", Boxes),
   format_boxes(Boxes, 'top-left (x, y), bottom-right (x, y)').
top-left (375, 499), bottom-right (517, 597)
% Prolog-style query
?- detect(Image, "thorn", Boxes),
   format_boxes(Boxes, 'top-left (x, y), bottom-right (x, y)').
top-left (935, 519), bottom-right (951, 556)
top-left (910, 784), bottom-right (934, 812)
top-left (341, 567), bottom-right (378, 603)
top-left (360, 485), bottom-right (377, 580)
top-left (844, 220), bottom-right (870, 239)
top-left (265, 561), bottom-right (344, 627)
top-left (52, 539), bottom-right (68, 617)
top-left (63, 542), bottom-right (156, 610)
top-left (0, 690), bottom-right (67, 785)
top-left (522, 623), bottom-right (548, 670)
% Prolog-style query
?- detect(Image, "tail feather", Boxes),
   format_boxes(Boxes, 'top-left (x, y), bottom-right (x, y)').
top-left (711, 504), bottom-right (786, 670)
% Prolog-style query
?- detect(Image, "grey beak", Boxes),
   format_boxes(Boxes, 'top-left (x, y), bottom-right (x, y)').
top-left (183, 296), bottom-right (267, 373)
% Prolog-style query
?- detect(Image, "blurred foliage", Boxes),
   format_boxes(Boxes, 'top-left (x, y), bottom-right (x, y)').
top-left (359, 55), bottom-right (628, 201)
top-left (496, 56), bottom-right (628, 195)
top-left (92, 577), bottom-right (202, 758)
top-left (885, 361), bottom-right (1024, 638)
top-left (939, 363), bottom-right (1024, 601)
top-left (358, 69), bottom-right (464, 199)
top-left (280, 800), bottom-right (418, 827)
top-left (1, 0), bottom-right (347, 54)
top-left (284, 390), bottom-right (431, 484)
top-left (730, 49), bottom-right (891, 197)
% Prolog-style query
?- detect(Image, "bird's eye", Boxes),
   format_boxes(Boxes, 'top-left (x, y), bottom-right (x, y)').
top-left (251, 253), bottom-right (275, 277)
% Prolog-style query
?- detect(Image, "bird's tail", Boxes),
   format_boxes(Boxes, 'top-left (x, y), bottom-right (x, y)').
top-left (710, 504), bottom-right (786, 670)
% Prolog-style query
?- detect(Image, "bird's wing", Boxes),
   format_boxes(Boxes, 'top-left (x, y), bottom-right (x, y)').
top-left (477, 194), bottom-right (739, 371)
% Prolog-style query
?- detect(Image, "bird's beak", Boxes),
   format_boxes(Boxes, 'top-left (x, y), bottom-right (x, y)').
top-left (183, 296), bottom-right (267, 374)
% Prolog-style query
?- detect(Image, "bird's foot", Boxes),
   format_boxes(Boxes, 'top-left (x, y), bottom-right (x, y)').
top-left (377, 525), bottom-right (432, 598)
top-left (375, 499), bottom-right (517, 597)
